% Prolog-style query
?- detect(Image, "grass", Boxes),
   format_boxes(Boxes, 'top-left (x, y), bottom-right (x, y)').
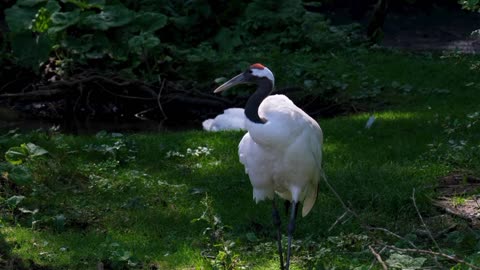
top-left (1, 49), bottom-right (480, 269)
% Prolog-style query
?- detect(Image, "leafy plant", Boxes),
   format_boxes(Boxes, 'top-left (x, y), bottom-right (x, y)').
top-left (386, 253), bottom-right (427, 270)
top-left (83, 131), bottom-right (137, 164)
top-left (5, 142), bottom-right (49, 165)
top-left (4, 0), bottom-right (169, 77)
top-left (451, 196), bottom-right (467, 206)
top-left (0, 142), bottom-right (49, 186)
top-left (1, 164), bottom-right (33, 186)
top-left (425, 112), bottom-right (480, 167)
top-left (192, 194), bottom-right (243, 270)
top-left (459, 0), bottom-right (480, 11)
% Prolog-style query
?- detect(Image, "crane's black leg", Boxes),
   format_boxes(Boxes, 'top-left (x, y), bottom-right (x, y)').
top-left (284, 201), bottom-right (299, 219)
top-left (285, 200), bottom-right (298, 270)
top-left (272, 200), bottom-right (285, 270)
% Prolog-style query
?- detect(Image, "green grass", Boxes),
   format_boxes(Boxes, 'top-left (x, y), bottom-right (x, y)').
top-left (1, 49), bottom-right (480, 269)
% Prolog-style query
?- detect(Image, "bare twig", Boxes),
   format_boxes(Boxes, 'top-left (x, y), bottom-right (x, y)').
top-left (73, 82), bottom-right (83, 113)
top-left (0, 89), bottom-right (64, 97)
top-left (319, 173), bottom-right (477, 270)
top-left (85, 88), bottom-right (95, 115)
top-left (366, 226), bottom-right (417, 248)
top-left (412, 188), bottom-right (441, 252)
top-left (368, 245), bottom-right (388, 270)
top-left (93, 82), bottom-right (156, 101)
top-left (368, 246), bottom-right (387, 270)
top-left (385, 245), bottom-right (480, 270)
top-left (321, 171), bottom-right (358, 218)
top-left (0, 78), bottom-right (21, 92)
top-left (157, 76), bottom-right (168, 120)
top-left (328, 210), bottom-right (349, 232)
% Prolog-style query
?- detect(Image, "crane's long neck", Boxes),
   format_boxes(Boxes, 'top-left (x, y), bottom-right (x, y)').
top-left (245, 80), bottom-right (273, 124)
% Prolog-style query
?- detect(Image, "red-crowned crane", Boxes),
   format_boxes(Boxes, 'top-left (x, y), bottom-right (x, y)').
top-left (202, 108), bottom-right (246, 131)
top-left (213, 63), bottom-right (323, 270)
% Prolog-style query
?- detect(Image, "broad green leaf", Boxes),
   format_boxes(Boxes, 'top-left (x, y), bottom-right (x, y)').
top-left (49, 10), bottom-right (80, 33)
top-left (23, 143), bottom-right (49, 157)
top-left (5, 146), bottom-right (28, 165)
top-left (61, 34), bottom-right (93, 54)
top-left (386, 253), bottom-right (426, 270)
top-left (45, 0), bottom-right (61, 13)
top-left (10, 33), bottom-right (52, 70)
top-left (62, 0), bottom-right (105, 9)
top-left (214, 27), bottom-right (242, 52)
top-left (81, 4), bottom-right (134, 30)
top-left (5, 5), bottom-right (37, 32)
top-left (6, 195), bottom-right (25, 207)
top-left (18, 0), bottom-right (47, 7)
top-left (85, 51), bottom-right (105, 59)
top-left (119, 251), bottom-right (132, 261)
top-left (246, 232), bottom-right (258, 242)
top-left (87, 33), bottom-right (111, 58)
top-left (133, 12), bottom-right (168, 33)
top-left (9, 166), bottom-right (33, 185)
top-left (64, 33), bottom-right (110, 59)
top-left (170, 16), bottom-right (192, 30)
top-left (54, 214), bottom-right (66, 231)
top-left (128, 33), bottom-right (160, 54)
top-left (95, 130), bottom-right (108, 138)
top-left (0, 162), bottom-right (10, 173)
top-left (109, 43), bottom-right (129, 61)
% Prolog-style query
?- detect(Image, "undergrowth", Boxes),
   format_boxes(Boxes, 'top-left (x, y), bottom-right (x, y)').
top-left (1, 49), bottom-right (480, 268)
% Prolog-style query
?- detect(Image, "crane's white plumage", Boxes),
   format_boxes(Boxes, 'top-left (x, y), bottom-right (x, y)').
top-left (251, 66), bottom-right (275, 84)
top-left (212, 63), bottom-right (323, 270)
top-left (202, 108), bottom-right (246, 131)
top-left (239, 94), bottom-right (323, 217)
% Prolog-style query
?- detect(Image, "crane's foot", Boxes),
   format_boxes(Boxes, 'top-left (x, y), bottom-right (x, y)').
top-left (272, 201), bottom-right (285, 270)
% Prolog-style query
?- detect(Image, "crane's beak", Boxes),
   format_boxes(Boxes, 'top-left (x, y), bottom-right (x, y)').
top-left (213, 73), bottom-right (247, 93)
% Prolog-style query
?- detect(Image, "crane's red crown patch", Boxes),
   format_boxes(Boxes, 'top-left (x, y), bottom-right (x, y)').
top-left (250, 63), bottom-right (265, 70)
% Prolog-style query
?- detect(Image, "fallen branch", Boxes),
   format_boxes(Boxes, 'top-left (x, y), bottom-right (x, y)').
top-left (366, 226), bottom-right (417, 248)
top-left (385, 245), bottom-right (480, 270)
top-left (321, 173), bottom-right (478, 269)
top-left (321, 171), bottom-right (358, 218)
top-left (368, 245), bottom-right (388, 270)
top-left (93, 82), bottom-right (156, 101)
top-left (412, 188), bottom-right (441, 251)
top-left (328, 210), bottom-right (349, 232)
top-left (0, 89), bottom-right (64, 98)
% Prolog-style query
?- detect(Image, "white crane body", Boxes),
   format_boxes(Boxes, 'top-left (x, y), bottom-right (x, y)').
top-left (212, 63), bottom-right (323, 270)
top-left (202, 108), bottom-right (246, 131)
top-left (239, 94), bottom-right (323, 217)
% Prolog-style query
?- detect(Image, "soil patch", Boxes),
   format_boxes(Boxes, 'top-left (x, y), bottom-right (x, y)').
top-left (382, 7), bottom-right (480, 53)
top-left (433, 172), bottom-right (480, 228)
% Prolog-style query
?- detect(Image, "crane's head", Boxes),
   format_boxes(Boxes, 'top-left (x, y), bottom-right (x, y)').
top-left (213, 63), bottom-right (274, 93)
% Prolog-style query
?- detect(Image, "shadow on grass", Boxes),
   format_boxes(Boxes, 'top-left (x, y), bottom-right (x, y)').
top-left (2, 108), bottom-right (478, 268)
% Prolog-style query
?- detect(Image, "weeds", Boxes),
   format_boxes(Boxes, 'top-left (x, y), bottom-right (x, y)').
top-left (425, 111), bottom-right (480, 168)
top-left (1, 49), bottom-right (480, 268)
top-left (193, 194), bottom-right (244, 270)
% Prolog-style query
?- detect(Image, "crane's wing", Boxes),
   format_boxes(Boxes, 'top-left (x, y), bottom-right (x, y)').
top-left (301, 121), bottom-right (323, 217)
top-left (242, 94), bottom-right (324, 213)
top-left (239, 133), bottom-right (275, 202)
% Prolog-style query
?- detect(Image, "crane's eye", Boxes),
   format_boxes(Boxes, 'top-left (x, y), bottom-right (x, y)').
top-left (248, 69), bottom-right (253, 74)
